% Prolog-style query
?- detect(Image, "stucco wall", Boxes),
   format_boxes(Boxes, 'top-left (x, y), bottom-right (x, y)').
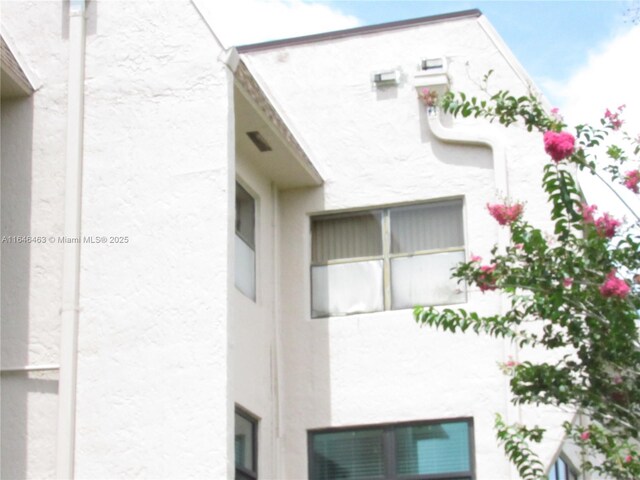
top-left (232, 149), bottom-right (280, 478)
top-left (76, 1), bottom-right (233, 478)
top-left (2, 1), bottom-right (235, 478)
top-left (242, 16), bottom-right (567, 479)
top-left (1, 2), bottom-right (70, 477)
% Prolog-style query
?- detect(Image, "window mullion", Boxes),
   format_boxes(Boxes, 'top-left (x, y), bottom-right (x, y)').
top-left (384, 427), bottom-right (397, 480)
top-left (382, 209), bottom-right (391, 310)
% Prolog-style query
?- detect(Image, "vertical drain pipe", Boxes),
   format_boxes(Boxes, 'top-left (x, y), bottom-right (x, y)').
top-left (56, 0), bottom-right (86, 478)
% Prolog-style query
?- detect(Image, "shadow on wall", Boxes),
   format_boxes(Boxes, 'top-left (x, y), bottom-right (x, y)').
top-left (278, 186), bottom-right (333, 477)
top-left (1, 95), bottom-right (40, 479)
top-left (417, 103), bottom-right (493, 170)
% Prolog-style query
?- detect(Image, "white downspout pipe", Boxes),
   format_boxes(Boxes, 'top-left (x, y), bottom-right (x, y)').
top-left (426, 108), bottom-right (519, 478)
top-left (56, 1), bottom-right (86, 478)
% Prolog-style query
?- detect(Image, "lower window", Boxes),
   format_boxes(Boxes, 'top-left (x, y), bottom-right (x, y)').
top-left (235, 408), bottom-right (258, 480)
top-left (309, 418), bottom-right (474, 480)
top-left (548, 455), bottom-right (579, 480)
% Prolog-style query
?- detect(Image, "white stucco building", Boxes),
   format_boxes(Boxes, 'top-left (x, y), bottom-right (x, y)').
top-left (2, 2), bottom-right (586, 479)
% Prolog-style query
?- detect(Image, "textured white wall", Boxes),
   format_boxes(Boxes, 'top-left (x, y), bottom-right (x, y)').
top-left (233, 150), bottom-right (280, 478)
top-left (2, 1), bottom-right (235, 478)
top-left (75, 1), bottom-right (233, 478)
top-left (1, 1), bottom-right (70, 477)
top-left (243, 16), bottom-right (566, 479)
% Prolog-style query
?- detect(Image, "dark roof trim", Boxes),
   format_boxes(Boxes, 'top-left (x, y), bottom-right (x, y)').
top-left (237, 9), bottom-right (481, 53)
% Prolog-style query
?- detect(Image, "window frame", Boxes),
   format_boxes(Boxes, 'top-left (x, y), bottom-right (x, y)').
top-left (235, 407), bottom-right (259, 480)
top-left (307, 417), bottom-right (475, 480)
top-left (548, 454), bottom-right (579, 480)
top-left (235, 180), bottom-right (257, 302)
top-left (310, 198), bottom-right (466, 318)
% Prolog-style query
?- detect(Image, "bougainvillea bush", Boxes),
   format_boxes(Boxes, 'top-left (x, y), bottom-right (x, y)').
top-left (414, 90), bottom-right (640, 479)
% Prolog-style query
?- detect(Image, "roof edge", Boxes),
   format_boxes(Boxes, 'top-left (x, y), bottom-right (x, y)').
top-left (236, 9), bottom-right (481, 53)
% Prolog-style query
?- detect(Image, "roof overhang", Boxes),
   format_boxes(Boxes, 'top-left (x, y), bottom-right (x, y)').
top-left (234, 59), bottom-right (322, 188)
top-left (236, 9), bottom-right (481, 53)
top-left (1, 34), bottom-right (34, 98)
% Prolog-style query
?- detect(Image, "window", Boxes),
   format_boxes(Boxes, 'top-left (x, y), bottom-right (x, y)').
top-left (235, 182), bottom-right (256, 300)
top-left (235, 409), bottom-right (258, 480)
top-left (548, 455), bottom-right (579, 480)
top-left (309, 419), bottom-right (474, 480)
top-left (311, 199), bottom-right (465, 317)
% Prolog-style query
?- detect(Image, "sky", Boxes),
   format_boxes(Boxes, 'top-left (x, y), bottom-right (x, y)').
top-left (198, 0), bottom-right (640, 217)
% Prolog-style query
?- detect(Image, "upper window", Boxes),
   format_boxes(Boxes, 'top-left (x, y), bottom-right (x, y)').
top-left (235, 409), bottom-right (258, 480)
top-left (235, 182), bottom-right (256, 300)
top-left (309, 418), bottom-right (474, 480)
top-left (311, 199), bottom-right (465, 317)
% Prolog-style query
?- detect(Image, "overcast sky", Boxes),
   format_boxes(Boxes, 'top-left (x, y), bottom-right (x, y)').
top-left (197, 0), bottom-right (640, 217)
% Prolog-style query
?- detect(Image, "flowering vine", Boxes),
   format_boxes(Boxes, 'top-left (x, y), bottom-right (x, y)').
top-left (414, 89), bottom-right (640, 479)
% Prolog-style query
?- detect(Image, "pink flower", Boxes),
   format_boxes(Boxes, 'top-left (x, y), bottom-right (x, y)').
top-left (563, 277), bottom-right (573, 288)
top-left (478, 264), bottom-right (497, 292)
top-left (580, 203), bottom-right (598, 223)
top-left (543, 131), bottom-right (575, 162)
top-left (470, 255), bottom-right (482, 263)
top-left (580, 431), bottom-right (590, 441)
top-left (594, 212), bottom-right (621, 238)
top-left (514, 243), bottom-right (524, 250)
top-left (419, 88), bottom-right (438, 107)
top-left (487, 202), bottom-right (524, 226)
top-left (480, 264), bottom-right (497, 274)
top-left (504, 357), bottom-right (519, 368)
top-left (580, 205), bottom-right (621, 238)
top-left (613, 375), bottom-right (623, 385)
top-left (624, 170), bottom-right (640, 194)
top-left (550, 107), bottom-right (563, 122)
top-left (604, 105), bottom-right (625, 130)
top-left (625, 455), bottom-right (633, 463)
top-left (599, 270), bottom-right (630, 298)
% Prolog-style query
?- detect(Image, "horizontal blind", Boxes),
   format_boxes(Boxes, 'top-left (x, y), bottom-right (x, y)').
top-left (311, 429), bottom-right (385, 480)
top-left (312, 212), bottom-right (383, 263)
top-left (395, 421), bottom-right (470, 476)
top-left (390, 200), bottom-right (463, 254)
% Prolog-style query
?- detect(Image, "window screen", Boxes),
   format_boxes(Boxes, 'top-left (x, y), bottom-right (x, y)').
top-left (310, 419), bottom-right (474, 480)
top-left (235, 182), bottom-right (256, 300)
top-left (395, 421), bottom-right (470, 475)
top-left (311, 200), bottom-right (465, 317)
top-left (311, 429), bottom-right (385, 480)
top-left (235, 409), bottom-right (257, 480)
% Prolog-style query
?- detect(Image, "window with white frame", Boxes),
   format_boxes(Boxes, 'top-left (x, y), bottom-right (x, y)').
top-left (235, 182), bottom-right (256, 300)
top-left (311, 199), bottom-right (465, 317)
top-left (309, 418), bottom-right (474, 480)
top-left (235, 408), bottom-right (258, 480)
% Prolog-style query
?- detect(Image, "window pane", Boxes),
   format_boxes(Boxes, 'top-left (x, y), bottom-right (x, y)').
top-left (391, 251), bottom-right (465, 309)
top-left (390, 200), bottom-right (463, 254)
top-left (556, 458), bottom-right (567, 480)
top-left (234, 412), bottom-right (255, 471)
top-left (235, 234), bottom-right (256, 300)
top-left (236, 183), bottom-right (255, 249)
top-left (311, 261), bottom-right (383, 317)
top-left (312, 212), bottom-right (383, 263)
top-left (396, 421), bottom-right (470, 476)
top-left (311, 429), bottom-right (385, 480)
